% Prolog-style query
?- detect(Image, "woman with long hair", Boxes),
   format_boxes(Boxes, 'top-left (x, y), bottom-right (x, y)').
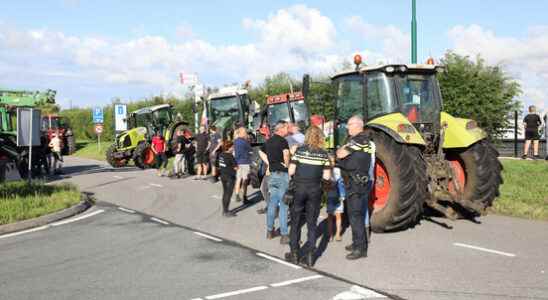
top-left (286, 126), bottom-right (332, 267)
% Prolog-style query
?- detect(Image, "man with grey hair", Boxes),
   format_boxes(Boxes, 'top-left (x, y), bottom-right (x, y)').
top-left (336, 115), bottom-right (374, 260)
top-left (259, 120), bottom-right (291, 244)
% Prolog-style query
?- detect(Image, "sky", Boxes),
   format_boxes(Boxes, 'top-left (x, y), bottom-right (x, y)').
top-left (0, 0), bottom-right (546, 116)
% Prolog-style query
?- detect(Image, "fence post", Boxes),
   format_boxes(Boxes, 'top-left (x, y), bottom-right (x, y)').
top-left (514, 110), bottom-right (518, 157)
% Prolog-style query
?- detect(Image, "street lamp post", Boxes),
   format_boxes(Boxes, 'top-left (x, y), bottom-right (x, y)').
top-left (411, 0), bottom-right (418, 64)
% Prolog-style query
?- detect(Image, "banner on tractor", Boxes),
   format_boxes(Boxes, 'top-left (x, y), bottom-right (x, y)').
top-left (114, 104), bottom-right (127, 132)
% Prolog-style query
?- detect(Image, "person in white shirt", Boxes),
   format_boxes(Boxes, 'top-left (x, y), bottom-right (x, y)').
top-left (48, 131), bottom-right (63, 174)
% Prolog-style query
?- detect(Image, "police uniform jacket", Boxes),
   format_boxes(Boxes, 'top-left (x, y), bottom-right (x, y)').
top-left (337, 132), bottom-right (375, 194)
top-left (291, 145), bottom-right (331, 184)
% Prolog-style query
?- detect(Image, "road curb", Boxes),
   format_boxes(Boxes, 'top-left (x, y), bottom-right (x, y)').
top-left (0, 193), bottom-right (94, 235)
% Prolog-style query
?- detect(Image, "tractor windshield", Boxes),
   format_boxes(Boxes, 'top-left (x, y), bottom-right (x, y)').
top-left (291, 100), bottom-right (309, 128)
top-left (395, 74), bottom-right (441, 124)
top-left (210, 96), bottom-right (240, 122)
top-left (152, 108), bottom-right (173, 127)
top-left (335, 75), bottom-right (363, 122)
top-left (267, 102), bottom-right (291, 126)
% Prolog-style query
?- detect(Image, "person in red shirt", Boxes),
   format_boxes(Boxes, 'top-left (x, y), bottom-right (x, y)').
top-left (151, 131), bottom-right (167, 176)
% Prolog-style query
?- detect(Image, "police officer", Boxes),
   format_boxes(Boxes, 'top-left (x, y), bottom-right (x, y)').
top-left (336, 115), bottom-right (374, 260)
top-left (285, 126), bottom-right (331, 267)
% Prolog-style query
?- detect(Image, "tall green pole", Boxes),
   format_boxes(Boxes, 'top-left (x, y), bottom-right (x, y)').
top-left (411, 0), bottom-right (417, 64)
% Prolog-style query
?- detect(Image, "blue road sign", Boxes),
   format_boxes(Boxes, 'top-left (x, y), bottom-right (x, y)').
top-left (93, 107), bottom-right (104, 124)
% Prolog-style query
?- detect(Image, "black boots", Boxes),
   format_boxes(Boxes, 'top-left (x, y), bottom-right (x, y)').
top-left (285, 250), bottom-right (299, 264)
top-left (303, 251), bottom-right (314, 267)
top-left (346, 246), bottom-right (367, 260)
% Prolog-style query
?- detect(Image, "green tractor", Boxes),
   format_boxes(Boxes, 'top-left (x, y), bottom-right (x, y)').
top-left (0, 89), bottom-right (57, 181)
top-left (206, 86), bottom-right (257, 140)
top-left (331, 59), bottom-right (502, 232)
top-left (106, 104), bottom-right (188, 169)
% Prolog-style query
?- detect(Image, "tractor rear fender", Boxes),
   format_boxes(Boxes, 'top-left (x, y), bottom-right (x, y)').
top-left (366, 113), bottom-right (426, 146)
top-left (441, 112), bottom-right (487, 149)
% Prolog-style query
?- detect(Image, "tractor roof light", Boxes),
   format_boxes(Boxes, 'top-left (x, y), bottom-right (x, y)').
top-left (385, 66), bottom-right (395, 73)
top-left (399, 66), bottom-right (408, 72)
top-left (354, 54), bottom-right (363, 70)
top-left (426, 57), bottom-right (435, 65)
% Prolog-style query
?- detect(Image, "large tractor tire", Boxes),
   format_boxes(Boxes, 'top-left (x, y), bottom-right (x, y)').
top-left (368, 130), bottom-right (428, 232)
top-left (132, 143), bottom-right (156, 170)
top-left (66, 135), bottom-right (76, 155)
top-left (446, 140), bottom-right (502, 213)
top-left (106, 144), bottom-right (128, 168)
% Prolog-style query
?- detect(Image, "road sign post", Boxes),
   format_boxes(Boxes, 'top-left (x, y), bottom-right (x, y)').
top-left (95, 124), bottom-right (104, 152)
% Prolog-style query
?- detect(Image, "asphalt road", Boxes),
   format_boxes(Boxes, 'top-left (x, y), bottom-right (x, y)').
top-left (3, 156), bottom-right (548, 299)
top-left (0, 203), bottom-right (386, 300)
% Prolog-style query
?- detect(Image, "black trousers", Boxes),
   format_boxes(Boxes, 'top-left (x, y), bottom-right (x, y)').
top-left (346, 192), bottom-right (367, 250)
top-left (290, 182), bottom-right (322, 252)
top-left (221, 175), bottom-right (235, 213)
top-left (155, 153), bottom-right (168, 169)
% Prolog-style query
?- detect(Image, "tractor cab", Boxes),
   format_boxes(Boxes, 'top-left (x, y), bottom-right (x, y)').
top-left (129, 104), bottom-right (173, 136)
top-left (207, 87), bottom-right (251, 139)
top-left (332, 62), bottom-right (444, 149)
top-left (258, 91), bottom-right (310, 140)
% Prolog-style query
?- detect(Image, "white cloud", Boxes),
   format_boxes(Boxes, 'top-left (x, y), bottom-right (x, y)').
top-left (345, 16), bottom-right (410, 64)
top-left (448, 24), bottom-right (548, 116)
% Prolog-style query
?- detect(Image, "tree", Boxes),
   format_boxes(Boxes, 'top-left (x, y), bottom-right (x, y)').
top-left (438, 52), bottom-right (521, 139)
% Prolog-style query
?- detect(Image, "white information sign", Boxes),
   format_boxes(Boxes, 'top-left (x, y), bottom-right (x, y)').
top-left (114, 104), bottom-right (128, 132)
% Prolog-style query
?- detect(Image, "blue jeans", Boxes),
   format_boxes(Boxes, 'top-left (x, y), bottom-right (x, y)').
top-left (267, 172), bottom-right (289, 235)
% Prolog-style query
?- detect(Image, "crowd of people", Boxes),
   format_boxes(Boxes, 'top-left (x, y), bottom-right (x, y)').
top-left (156, 116), bottom-right (375, 266)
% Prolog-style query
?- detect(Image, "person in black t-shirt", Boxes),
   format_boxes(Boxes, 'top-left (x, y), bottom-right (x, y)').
top-left (218, 140), bottom-right (237, 217)
top-left (194, 126), bottom-right (210, 179)
top-left (285, 126), bottom-right (331, 267)
top-left (523, 105), bottom-right (542, 159)
top-left (259, 120), bottom-right (291, 244)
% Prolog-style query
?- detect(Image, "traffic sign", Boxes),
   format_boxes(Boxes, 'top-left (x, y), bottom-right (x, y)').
top-left (114, 104), bottom-right (127, 132)
top-left (95, 124), bottom-right (104, 135)
top-left (93, 107), bottom-right (104, 124)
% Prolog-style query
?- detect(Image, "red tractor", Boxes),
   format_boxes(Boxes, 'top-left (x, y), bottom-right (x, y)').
top-left (41, 115), bottom-right (76, 155)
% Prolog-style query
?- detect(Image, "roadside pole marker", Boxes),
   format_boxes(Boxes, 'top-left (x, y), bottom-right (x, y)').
top-left (193, 231), bottom-right (223, 242)
top-left (453, 242), bottom-right (516, 257)
top-left (117, 207), bottom-right (136, 214)
top-left (51, 210), bottom-right (105, 227)
top-left (256, 252), bottom-right (302, 269)
top-left (150, 217), bottom-right (169, 225)
top-left (270, 275), bottom-right (323, 287)
top-left (205, 286), bottom-right (269, 299)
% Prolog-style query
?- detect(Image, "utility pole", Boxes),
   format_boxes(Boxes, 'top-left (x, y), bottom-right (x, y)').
top-left (411, 0), bottom-right (418, 64)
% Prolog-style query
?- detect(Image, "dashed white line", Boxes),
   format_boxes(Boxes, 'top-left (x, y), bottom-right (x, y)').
top-left (113, 175), bottom-right (123, 179)
top-left (211, 195), bottom-right (222, 199)
top-left (256, 252), bottom-right (302, 270)
top-left (149, 183), bottom-right (163, 188)
top-left (270, 275), bottom-right (323, 287)
top-left (193, 231), bottom-right (223, 242)
top-left (0, 225), bottom-right (50, 240)
top-left (51, 210), bottom-right (105, 227)
top-left (189, 298), bottom-right (203, 300)
top-left (453, 242), bottom-right (516, 257)
top-left (150, 217), bottom-right (169, 225)
top-left (117, 207), bottom-right (136, 214)
top-left (205, 286), bottom-right (268, 299)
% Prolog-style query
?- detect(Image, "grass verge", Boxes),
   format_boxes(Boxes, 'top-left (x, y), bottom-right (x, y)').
top-left (0, 181), bottom-right (81, 225)
top-left (73, 140), bottom-right (110, 161)
top-left (492, 159), bottom-right (548, 221)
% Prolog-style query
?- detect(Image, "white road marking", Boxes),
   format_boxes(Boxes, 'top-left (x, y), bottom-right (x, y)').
top-left (205, 286), bottom-right (269, 299)
top-left (211, 195), bottom-right (222, 199)
top-left (190, 298), bottom-right (204, 300)
top-left (51, 210), bottom-right (105, 227)
top-left (149, 183), bottom-right (163, 188)
top-left (0, 225), bottom-right (49, 240)
top-left (194, 231), bottom-right (223, 242)
top-left (117, 207), bottom-right (136, 214)
top-left (256, 252), bottom-right (302, 270)
top-left (333, 285), bottom-right (387, 299)
top-left (453, 242), bottom-right (516, 257)
top-left (150, 217), bottom-right (169, 225)
top-left (113, 175), bottom-right (123, 179)
top-left (270, 275), bottom-right (323, 287)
